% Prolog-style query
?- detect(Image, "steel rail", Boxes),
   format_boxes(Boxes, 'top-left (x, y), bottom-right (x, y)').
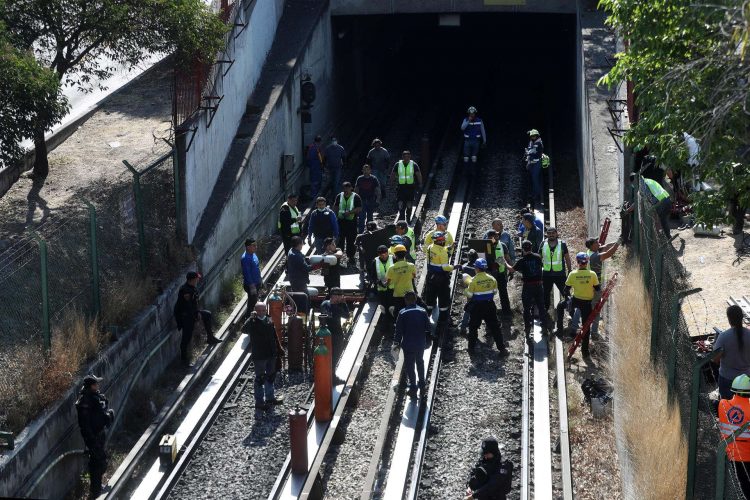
top-left (361, 149), bottom-right (455, 500)
top-left (408, 173), bottom-right (473, 499)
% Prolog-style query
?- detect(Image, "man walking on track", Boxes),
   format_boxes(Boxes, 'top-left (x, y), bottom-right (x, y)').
top-left (241, 238), bottom-right (262, 311)
top-left (564, 252), bottom-right (601, 357)
top-left (333, 182), bottom-right (362, 266)
top-left (461, 106), bottom-right (487, 177)
top-left (367, 138), bottom-right (390, 197)
top-left (465, 258), bottom-right (507, 355)
top-left (393, 291), bottom-right (431, 398)
top-left (390, 150), bottom-right (422, 221)
top-left (278, 193), bottom-right (302, 253)
top-left (307, 135), bottom-right (324, 199)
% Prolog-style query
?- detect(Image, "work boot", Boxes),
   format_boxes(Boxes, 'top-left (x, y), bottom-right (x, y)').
top-left (467, 336), bottom-right (477, 352)
top-left (207, 335), bottom-right (223, 345)
top-left (269, 396), bottom-right (285, 405)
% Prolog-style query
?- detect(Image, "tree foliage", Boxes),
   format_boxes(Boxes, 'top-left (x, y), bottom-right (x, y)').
top-left (1, 0), bottom-right (227, 177)
top-left (599, 0), bottom-right (750, 226)
top-left (0, 12), bottom-right (67, 171)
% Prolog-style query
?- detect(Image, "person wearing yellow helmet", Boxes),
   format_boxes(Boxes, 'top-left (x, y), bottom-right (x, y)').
top-left (385, 244), bottom-right (417, 318)
top-left (424, 231), bottom-right (453, 323)
top-left (718, 373), bottom-right (750, 497)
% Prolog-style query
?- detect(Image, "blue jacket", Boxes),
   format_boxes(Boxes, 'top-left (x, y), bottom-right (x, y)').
top-left (307, 142), bottom-right (323, 169)
top-left (526, 137), bottom-right (544, 164)
top-left (241, 251), bottom-right (261, 286)
top-left (395, 305), bottom-right (430, 351)
top-left (308, 208), bottom-right (339, 238)
top-left (461, 117), bottom-right (487, 142)
top-left (287, 248), bottom-right (311, 290)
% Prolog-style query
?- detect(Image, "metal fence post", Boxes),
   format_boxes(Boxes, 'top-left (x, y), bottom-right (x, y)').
top-left (715, 421), bottom-right (750, 500)
top-left (667, 288), bottom-right (702, 397)
top-left (83, 200), bottom-right (101, 317)
top-left (123, 160), bottom-right (146, 273)
top-left (634, 194), bottom-right (641, 255)
top-left (172, 148), bottom-right (182, 238)
top-left (32, 232), bottom-right (51, 353)
top-left (686, 348), bottom-right (724, 500)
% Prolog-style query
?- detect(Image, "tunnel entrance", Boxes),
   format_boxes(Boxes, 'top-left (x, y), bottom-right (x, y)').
top-left (330, 13), bottom-right (578, 197)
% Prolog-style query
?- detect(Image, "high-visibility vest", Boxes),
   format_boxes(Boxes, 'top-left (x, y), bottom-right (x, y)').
top-left (404, 228), bottom-right (417, 260)
top-left (494, 243), bottom-right (506, 273)
top-left (397, 160), bottom-right (415, 185)
top-left (277, 203), bottom-right (301, 234)
top-left (426, 244), bottom-right (453, 273)
top-left (466, 272), bottom-right (497, 301)
top-left (424, 230), bottom-right (455, 254)
top-left (719, 396), bottom-right (750, 461)
top-left (337, 193), bottom-right (356, 220)
top-left (542, 241), bottom-right (563, 272)
top-left (644, 178), bottom-right (669, 201)
top-left (374, 255), bottom-right (393, 291)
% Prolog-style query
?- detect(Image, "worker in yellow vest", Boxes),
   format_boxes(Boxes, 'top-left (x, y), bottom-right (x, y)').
top-left (424, 215), bottom-right (455, 255)
top-left (395, 220), bottom-right (417, 262)
top-left (465, 259), bottom-right (507, 355)
top-left (633, 173), bottom-right (673, 239)
top-left (424, 232), bottom-right (453, 323)
top-left (333, 181), bottom-right (362, 267)
top-left (540, 227), bottom-right (572, 311)
top-left (485, 229), bottom-right (514, 317)
top-left (385, 245), bottom-right (417, 319)
top-left (278, 193), bottom-right (302, 253)
top-left (369, 245), bottom-right (394, 320)
top-left (389, 151), bottom-right (422, 221)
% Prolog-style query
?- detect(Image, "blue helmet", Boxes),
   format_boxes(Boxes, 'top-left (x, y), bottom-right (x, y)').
top-left (432, 231), bottom-right (446, 243)
top-left (435, 215), bottom-right (448, 225)
top-left (390, 235), bottom-right (405, 246)
top-left (576, 252), bottom-right (589, 264)
top-left (474, 258), bottom-right (488, 270)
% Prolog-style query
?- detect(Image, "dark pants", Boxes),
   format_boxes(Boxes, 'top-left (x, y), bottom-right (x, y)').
top-left (359, 198), bottom-right (377, 233)
top-left (338, 219), bottom-right (358, 260)
top-left (468, 300), bottom-right (503, 350)
top-left (492, 270), bottom-right (511, 314)
top-left (179, 310), bottom-right (213, 361)
top-left (282, 235), bottom-right (294, 255)
top-left (572, 297), bottom-right (593, 354)
top-left (327, 317), bottom-right (344, 367)
top-left (397, 185), bottom-right (416, 221)
top-left (719, 374), bottom-right (734, 400)
top-left (243, 284), bottom-right (258, 312)
top-left (377, 289), bottom-right (393, 324)
top-left (403, 349), bottom-right (425, 390)
top-left (655, 197), bottom-right (673, 238)
top-left (543, 274), bottom-right (567, 310)
top-left (522, 284), bottom-right (547, 335)
top-left (424, 271), bottom-right (450, 320)
top-left (391, 296), bottom-right (406, 321)
top-left (253, 357), bottom-right (276, 404)
top-left (309, 165), bottom-right (322, 199)
top-left (87, 435), bottom-right (107, 497)
top-left (528, 161), bottom-right (543, 204)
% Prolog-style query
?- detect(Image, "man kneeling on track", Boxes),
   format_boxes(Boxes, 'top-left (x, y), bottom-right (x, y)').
top-left (392, 291), bottom-right (431, 398)
top-left (465, 436), bottom-right (513, 500)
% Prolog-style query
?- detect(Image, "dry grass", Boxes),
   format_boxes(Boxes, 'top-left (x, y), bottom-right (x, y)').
top-left (0, 310), bottom-right (105, 433)
top-left (611, 263), bottom-right (687, 499)
top-left (101, 274), bottom-right (157, 327)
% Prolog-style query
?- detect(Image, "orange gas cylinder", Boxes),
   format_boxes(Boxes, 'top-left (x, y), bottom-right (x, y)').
top-left (313, 336), bottom-right (332, 422)
top-left (289, 406), bottom-right (308, 474)
top-left (268, 290), bottom-right (284, 343)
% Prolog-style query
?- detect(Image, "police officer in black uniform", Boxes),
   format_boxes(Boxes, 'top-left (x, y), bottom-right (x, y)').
top-left (174, 271), bottom-right (222, 364)
top-left (465, 437), bottom-right (513, 500)
top-left (76, 374), bottom-right (114, 498)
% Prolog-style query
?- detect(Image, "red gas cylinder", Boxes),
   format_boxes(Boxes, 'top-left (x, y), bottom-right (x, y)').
top-left (313, 336), bottom-right (332, 422)
top-left (289, 406), bottom-right (308, 474)
top-left (287, 315), bottom-right (304, 372)
top-left (268, 290), bottom-right (284, 343)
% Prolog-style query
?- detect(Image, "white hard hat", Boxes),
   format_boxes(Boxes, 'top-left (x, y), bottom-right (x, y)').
top-left (468, 106), bottom-right (477, 114)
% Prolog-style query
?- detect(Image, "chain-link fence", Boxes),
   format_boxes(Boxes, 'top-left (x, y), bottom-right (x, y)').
top-left (632, 176), bottom-right (742, 499)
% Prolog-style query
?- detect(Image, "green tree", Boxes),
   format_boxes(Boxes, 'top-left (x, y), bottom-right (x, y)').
top-left (2, 0), bottom-right (227, 178)
top-left (599, 0), bottom-right (750, 229)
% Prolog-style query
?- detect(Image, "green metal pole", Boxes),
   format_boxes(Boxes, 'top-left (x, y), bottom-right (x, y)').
top-left (172, 148), bottom-right (181, 237)
top-left (84, 200), bottom-right (101, 317)
top-left (650, 246), bottom-right (664, 361)
top-left (667, 288), bottom-right (703, 398)
top-left (715, 421), bottom-right (750, 500)
top-left (686, 348), bottom-right (724, 500)
top-left (32, 232), bottom-right (51, 354)
top-left (634, 193), bottom-right (641, 256)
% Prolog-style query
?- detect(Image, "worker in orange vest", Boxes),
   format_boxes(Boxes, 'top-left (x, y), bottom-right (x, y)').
top-left (718, 374), bottom-right (750, 497)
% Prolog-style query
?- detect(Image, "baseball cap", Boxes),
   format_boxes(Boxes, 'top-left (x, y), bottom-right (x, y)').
top-left (186, 271), bottom-right (202, 280)
top-left (83, 374), bottom-right (103, 387)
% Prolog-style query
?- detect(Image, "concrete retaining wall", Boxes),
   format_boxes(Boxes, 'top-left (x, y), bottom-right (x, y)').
top-left (197, 2), bottom-right (335, 306)
top-left (184, 0), bottom-right (286, 242)
top-left (0, 268), bottom-right (190, 499)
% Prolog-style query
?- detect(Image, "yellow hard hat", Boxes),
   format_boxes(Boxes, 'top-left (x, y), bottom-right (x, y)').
top-left (528, 129), bottom-right (540, 136)
top-left (393, 244), bottom-right (407, 253)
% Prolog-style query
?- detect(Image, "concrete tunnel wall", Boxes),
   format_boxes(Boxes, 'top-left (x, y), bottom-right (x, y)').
top-left (197, 6), bottom-right (336, 307)
top-left (184, 0), bottom-right (286, 242)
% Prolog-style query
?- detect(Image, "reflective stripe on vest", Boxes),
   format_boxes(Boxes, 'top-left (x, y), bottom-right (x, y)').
top-left (397, 161), bottom-right (415, 185)
top-left (542, 242), bottom-right (563, 272)
top-left (464, 119), bottom-right (483, 139)
top-left (644, 178), bottom-right (669, 201)
top-left (719, 397), bottom-right (750, 461)
top-left (494, 243), bottom-right (506, 273)
top-left (338, 193), bottom-right (355, 220)
top-left (278, 203), bottom-right (301, 233)
top-left (375, 256), bottom-right (393, 290)
top-left (405, 228), bottom-right (417, 259)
